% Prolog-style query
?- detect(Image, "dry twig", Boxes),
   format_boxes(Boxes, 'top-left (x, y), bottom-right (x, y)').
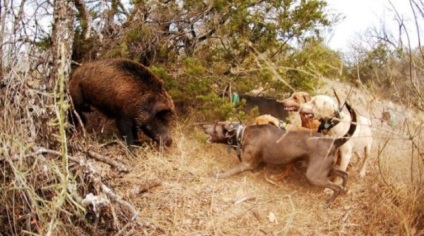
top-left (87, 149), bottom-right (129, 173)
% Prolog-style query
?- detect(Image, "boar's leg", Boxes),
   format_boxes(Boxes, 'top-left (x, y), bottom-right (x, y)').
top-left (116, 117), bottom-right (138, 145)
top-left (69, 103), bottom-right (88, 126)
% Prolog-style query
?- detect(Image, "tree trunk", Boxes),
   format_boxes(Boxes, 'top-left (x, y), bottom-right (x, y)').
top-left (0, 1), bottom-right (5, 86)
top-left (49, 0), bottom-right (75, 90)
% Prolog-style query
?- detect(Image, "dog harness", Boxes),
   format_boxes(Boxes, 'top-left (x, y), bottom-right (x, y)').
top-left (317, 106), bottom-right (343, 133)
top-left (226, 123), bottom-right (245, 162)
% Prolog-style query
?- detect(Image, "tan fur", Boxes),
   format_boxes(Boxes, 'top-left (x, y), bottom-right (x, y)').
top-left (281, 91), bottom-right (320, 131)
top-left (254, 114), bottom-right (313, 131)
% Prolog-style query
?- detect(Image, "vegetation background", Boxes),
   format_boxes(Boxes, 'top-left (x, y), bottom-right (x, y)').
top-left (0, 0), bottom-right (423, 235)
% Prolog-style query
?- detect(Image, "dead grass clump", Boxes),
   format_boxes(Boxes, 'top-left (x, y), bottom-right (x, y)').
top-left (0, 61), bottom-right (152, 235)
top-left (363, 123), bottom-right (424, 235)
top-left (0, 68), bottom-right (84, 234)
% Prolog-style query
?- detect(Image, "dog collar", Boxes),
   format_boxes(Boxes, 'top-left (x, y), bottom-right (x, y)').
top-left (318, 109), bottom-right (342, 133)
top-left (226, 123), bottom-right (245, 162)
top-left (318, 118), bottom-right (339, 133)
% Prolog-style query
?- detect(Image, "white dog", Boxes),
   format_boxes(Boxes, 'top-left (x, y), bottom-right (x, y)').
top-left (299, 95), bottom-right (372, 178)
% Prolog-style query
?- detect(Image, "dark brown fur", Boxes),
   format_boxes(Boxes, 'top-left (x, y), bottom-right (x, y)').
top-left (69, 58), bottom-right (175, 146)
top-left (202, 102), bottom-right (357, 205)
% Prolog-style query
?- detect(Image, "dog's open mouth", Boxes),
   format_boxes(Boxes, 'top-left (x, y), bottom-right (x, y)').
top-left (284, 106), bottom-right (299, 111)
top-left (206, 135), bottom-right (221, 143)
top-left (301, 112), bottom-right (314, 119)
top-left (206, 136), bottom-right (213, 143)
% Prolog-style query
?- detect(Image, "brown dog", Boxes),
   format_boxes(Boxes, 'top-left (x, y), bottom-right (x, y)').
top-left (202, 102), bottom-right (357, 205)
top-left (281, 91), bottom-right (320, 130)
top-left (253, 114), bottom-right (313, 181)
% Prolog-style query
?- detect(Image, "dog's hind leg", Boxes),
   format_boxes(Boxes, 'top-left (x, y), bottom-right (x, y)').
top-left (306, 166), bottom-right (344, 205)
top-left (338, 145), bottom-right (353, 172)
top-left (330, 168), bottom-right (349, 189)
top-left (359, 145), bottom-right (371, 178)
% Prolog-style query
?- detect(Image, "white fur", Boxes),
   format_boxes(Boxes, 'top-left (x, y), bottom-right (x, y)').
top-left (300, 95), bottom-right (372, 178)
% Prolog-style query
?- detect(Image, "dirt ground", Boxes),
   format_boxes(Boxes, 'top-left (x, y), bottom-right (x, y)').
top-left (83, 80), bottom-right (423, 235)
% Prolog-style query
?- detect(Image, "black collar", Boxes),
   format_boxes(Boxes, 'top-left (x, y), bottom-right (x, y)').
top-left (318, 110), bottom-right (341, 133)
top-left (226, 123), bottom-right (245, 162)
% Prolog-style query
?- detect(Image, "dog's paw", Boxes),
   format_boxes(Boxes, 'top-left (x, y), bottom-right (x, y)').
top-left (343, 187), bottom-right (351, 194)
top-left (210, 170), bottom-right (226, 179)
top-left (210, 170), bottom-right (219, 177)
top-left (265, 174), bottom-right (283, 186)
top-left (323, 188), bottom-right (333, 195)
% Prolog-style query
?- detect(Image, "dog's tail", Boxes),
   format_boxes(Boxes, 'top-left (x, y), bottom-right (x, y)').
top-left (334, 101), bottom-right (357, 147)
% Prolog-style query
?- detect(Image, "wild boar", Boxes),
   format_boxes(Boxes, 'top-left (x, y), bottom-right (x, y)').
top-left (69, 58), bottom-right (175, 146)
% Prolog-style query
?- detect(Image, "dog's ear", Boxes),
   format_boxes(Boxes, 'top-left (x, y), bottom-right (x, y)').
top-left (303, 93), bottom-right (311, 103)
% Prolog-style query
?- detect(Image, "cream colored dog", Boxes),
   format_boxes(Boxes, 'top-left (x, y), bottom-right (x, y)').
top-left (299, 95), bottom-right (372, 178)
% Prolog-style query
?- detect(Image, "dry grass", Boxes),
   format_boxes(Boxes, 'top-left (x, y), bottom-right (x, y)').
top-left (1, 72), bottom-right (423, 235)
top-left (117, 121), bottom-right (423, 236)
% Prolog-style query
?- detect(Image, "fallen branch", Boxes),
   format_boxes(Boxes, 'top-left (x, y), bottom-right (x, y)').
top-left (126, 179), bottom-right (162, 198)
top-left (98, 181), bottom-right (139, 219)
top-left (87, 149), bottom-right (129, 173)
top-left (233, 196), bottom-right (256, 205)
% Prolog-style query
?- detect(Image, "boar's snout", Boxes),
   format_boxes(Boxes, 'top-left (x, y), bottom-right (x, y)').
top-left (162, 134), bottom-right (173, 147)
top-left (141, 124), bottom-right (173, 147)
top-left (152, 132), bottom-right (172, 147)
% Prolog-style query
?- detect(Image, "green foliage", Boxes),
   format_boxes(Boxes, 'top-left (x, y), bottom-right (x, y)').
top-left (345, 42), bottom-right (396, 85)
top-left (278, 39), bottom-right (343, 91)
top-left (72, 29), bottom-right (100, 62)
top-left (196, 92), bottom-right (248, 122)
top-left (68, 0), bottom-right (339, 117)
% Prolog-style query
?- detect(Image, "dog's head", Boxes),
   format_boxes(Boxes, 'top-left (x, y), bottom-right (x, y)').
top-left (281, 91), bottom-right (311, 112)
top-left (299, 95), bottom-right (339, 120)
top-left (202, 122), bottom-right (240, 144)
top-left (299, 95), bottom-right (343, 133)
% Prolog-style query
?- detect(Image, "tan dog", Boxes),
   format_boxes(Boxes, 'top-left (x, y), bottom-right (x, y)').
top-left (299, 95), bottom-right (372, 178)
top-left (281, 91), bottom-right (320, 131)
top-left (202, 102), bottom-right (357, 205)
top-left (254, 114), bottom-right (314, 131)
